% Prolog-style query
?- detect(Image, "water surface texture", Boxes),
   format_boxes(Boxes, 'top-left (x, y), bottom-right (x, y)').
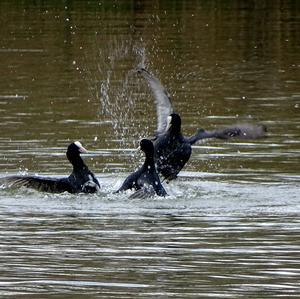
top-left (0, 1), bottom-right (300, 298)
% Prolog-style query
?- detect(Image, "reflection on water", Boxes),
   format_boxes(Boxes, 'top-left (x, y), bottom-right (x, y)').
top-left (0, 0), bottom-right (300, 297)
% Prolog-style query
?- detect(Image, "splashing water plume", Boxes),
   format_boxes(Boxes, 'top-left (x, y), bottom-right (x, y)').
top-left (85, 38), bottom-right (151, 151)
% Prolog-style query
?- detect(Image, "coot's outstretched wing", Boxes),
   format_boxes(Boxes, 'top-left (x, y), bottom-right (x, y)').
top-left (188, 124), bottom-right (267, 145)
top-left (115, 171), bottom-right (139, 193)
top-left (2, 175), bottom-right (73, 193)
top-left (129, 186), bottom-right (156, 199)
top-left (137, 67), bottom-right (173, 135)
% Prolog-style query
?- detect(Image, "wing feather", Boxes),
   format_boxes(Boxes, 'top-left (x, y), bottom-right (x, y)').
top-left (137, 67), bottom-right (173, 135)
top-left (188, 124), bottom-right (267, 145)
top-left (2, 175), bottom-right (72, 193)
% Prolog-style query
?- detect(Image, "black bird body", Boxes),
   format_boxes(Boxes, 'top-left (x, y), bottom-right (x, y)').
top-left (1, 141), bottom-right (100, 194)
top-left (117, 139), bottom-right (167, 197)
top-left (154, 114), bottom-right (192, 181)
top-left (137, 67), bottom-right (266, 181)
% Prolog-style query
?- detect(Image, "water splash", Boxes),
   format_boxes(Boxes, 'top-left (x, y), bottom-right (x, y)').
top-left (85, 37), bottom-right (151, 150)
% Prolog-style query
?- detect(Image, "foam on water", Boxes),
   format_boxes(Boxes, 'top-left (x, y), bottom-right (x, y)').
top-left (1, 174), bottom-right (299, 217)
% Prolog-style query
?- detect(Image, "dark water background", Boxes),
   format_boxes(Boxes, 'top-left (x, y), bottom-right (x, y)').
top-left (0, 1), bottom-right (300, 298)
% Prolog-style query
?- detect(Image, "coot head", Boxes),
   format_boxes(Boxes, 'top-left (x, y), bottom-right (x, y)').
top-left (66, 141), bottom-right (87, 162)
top-left (167, 113), bottom-right (181, 133)
top-left (139, 139), bottom-right (154, 155)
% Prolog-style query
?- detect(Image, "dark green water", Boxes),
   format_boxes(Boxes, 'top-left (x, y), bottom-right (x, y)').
top-left (0, 1), bottom-right (300, 298)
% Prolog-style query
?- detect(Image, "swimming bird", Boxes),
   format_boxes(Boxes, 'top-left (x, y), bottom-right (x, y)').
top-left (137, 67), bottom-right (267, 181)
top-left (116, 139), bottom-right (167, 197)
top-left (1, 141), bottom-right (100, 193)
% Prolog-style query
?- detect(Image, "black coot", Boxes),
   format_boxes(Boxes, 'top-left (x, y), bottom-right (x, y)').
top-left (1, 141), bottom-right (100, 193)
top-left (137, 67), bottom-right (267, 181)
top-left (116, 139), bottom-right (167, 198)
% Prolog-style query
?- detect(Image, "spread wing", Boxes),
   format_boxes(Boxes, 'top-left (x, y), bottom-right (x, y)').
top-left (1, 175), bottom-right (72, 193)
top-left (115, 171), bottom-right (139, 193)
top-left (188, 124), bottom-right (267, 145)
top-left (129, 186), bottom-right (156, 199)
top-left (137, 67), bottom-right (173, 135)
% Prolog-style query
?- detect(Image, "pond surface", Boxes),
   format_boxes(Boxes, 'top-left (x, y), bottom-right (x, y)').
top-left (0, 1), bottom-right (300, 298)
